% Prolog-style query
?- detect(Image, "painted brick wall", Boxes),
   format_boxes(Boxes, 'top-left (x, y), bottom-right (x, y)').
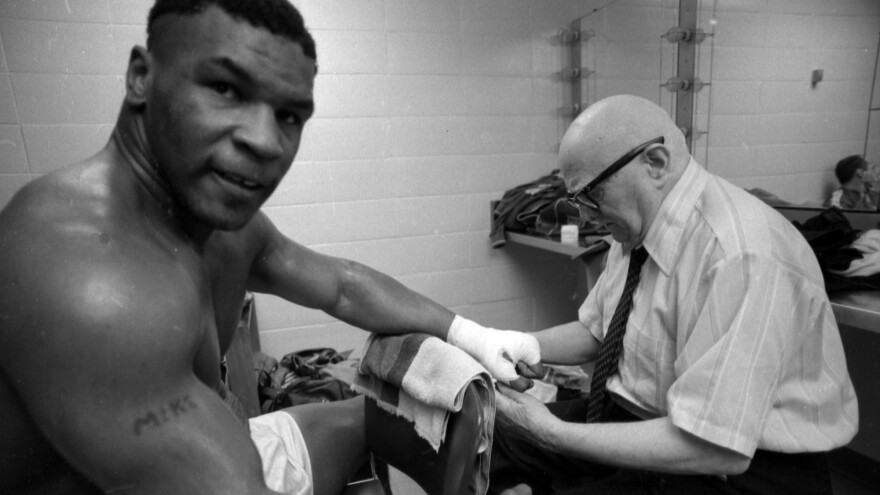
top-left (5, 0), bottom-right (877, 358)
top-left (570, 0), bottom-right (880, 205)
top-left (0, 0), bottom-right (594, 358)
top-left (700, 0), bottom-right (880, 203)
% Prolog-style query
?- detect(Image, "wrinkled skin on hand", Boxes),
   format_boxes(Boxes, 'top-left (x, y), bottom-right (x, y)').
top-left (494, 384), bottom-right (560, 452)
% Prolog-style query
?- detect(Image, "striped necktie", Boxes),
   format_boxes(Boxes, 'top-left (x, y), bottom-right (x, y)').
top-left (585, 246), bottom-right (649, 423)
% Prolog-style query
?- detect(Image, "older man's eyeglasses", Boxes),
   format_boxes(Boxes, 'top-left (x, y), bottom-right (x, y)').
top-left (566, 136), bottom-right (665, 213)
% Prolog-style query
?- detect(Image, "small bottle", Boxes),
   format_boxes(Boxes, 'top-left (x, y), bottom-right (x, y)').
top-left (560, 224), bottom-right (579, 245)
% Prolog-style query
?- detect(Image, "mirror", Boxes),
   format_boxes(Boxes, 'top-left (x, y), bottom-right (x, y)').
top-left (568, 0), bottom-right (880, 213)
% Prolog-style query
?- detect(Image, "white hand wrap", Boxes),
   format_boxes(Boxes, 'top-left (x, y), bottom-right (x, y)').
top-left (446, 315), bottom-right (541, 381)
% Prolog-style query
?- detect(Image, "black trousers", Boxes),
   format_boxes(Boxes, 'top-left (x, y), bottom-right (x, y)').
top-left (489, 398), bottom-right (833, 495)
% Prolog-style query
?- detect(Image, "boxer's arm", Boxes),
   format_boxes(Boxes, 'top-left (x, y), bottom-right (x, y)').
top-left (0, 221), bottom-right (281, 495)
top-left (247, 212), bottom-right (455, 337)
top-left (246, 213), bottom-right (541, 379)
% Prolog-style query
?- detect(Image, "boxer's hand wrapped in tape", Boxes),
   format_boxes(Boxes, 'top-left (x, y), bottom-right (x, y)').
top-left (446, 315), bottom-right (541, 382)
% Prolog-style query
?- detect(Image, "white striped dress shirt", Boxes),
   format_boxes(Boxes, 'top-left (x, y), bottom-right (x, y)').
top-left (578, 159), bottom-right (859, 457)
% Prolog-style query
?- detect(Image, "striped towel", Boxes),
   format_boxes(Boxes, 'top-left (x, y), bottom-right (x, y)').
top-left (327, 332), bottom-right (495, 495)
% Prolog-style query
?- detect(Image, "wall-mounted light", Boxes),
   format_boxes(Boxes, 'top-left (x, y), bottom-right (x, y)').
top-left (560, 67), bottom-right (594, 80)
top-left (556, 28), bottom-right (595, 45)
top-left (661, 26), bottom-right (709, 44)
top-left (661, 77), bottom-right (708, 93)
top-left (559, 103), bottom-right (582, 116)
top-left (557, 28), bottom-right (579, 44)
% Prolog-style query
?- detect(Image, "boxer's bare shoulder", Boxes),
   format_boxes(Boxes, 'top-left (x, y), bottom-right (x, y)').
top-left (0, 159), bottom-right (226, 493)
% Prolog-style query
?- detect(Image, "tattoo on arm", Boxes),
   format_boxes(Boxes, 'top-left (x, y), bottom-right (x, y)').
top-left (132, 395), bottom-right (198, 436)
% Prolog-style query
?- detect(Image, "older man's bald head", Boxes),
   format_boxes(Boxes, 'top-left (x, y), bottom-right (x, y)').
top-left (559, 95), bottom-right (688, 190)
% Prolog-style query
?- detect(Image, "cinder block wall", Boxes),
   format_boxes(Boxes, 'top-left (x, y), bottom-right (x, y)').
top-left (5, 0), bottom-right (877, 357)
top-left (0, 0), bottom-right (595, 358)
top-left (701, 0), bottom-right (880, 203)
top-left (570, 0), bottom-right (880, 206)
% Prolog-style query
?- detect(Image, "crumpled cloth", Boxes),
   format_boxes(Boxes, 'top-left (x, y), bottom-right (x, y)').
top-left (249, 410), bottom-right (313, 495)
top-left (828, 229), bottom-right (880, 277)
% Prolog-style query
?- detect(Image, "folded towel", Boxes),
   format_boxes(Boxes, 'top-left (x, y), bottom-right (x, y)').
top-left (327, 332), bottom-right (495, 495)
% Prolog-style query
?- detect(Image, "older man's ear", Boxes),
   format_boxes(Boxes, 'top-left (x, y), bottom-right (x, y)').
top-left (644, 144), bottom-right (671, 180)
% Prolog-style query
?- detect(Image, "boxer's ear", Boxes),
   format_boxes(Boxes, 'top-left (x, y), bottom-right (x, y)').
top-left (125, 45), bottom-right (151, 108)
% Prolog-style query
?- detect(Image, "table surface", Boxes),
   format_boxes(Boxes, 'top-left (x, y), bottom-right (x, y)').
top-left (505, 232), bottom-right (880, 335)
top-left (505, 232), bottom-right (609, 259)
top-left (830, 291), bottom-right (880, 334)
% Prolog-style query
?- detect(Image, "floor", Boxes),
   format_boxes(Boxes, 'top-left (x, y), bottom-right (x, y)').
top-left (386, 464), bottom-right (880, 495)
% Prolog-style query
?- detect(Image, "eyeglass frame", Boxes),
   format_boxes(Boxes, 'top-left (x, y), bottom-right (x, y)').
top-left (566, 136), bottom-right (665, 213)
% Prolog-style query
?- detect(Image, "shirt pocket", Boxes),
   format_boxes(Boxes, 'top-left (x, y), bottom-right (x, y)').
top-left (620, 325), bottom-right (675, 412)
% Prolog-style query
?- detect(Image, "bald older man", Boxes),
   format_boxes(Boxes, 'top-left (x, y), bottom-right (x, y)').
top-left (489, 95), bottom-right (858, 495)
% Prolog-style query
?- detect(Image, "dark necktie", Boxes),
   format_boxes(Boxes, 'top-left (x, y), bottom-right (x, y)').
top-left (585, 246), bottom-right (649, 423)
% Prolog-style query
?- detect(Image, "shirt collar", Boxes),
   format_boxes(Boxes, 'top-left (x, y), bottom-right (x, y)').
top-left (642, 157), bottom-right (707, 276)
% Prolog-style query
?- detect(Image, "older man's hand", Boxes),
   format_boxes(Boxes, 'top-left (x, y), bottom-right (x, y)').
top-left (494, 383), bottom-right (560, 451)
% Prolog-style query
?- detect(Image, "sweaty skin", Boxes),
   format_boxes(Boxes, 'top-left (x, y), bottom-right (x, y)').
top-left (0, 7), bottom-right (452, 495)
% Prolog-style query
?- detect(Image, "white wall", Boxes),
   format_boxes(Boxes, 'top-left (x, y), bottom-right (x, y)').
top-left (702, 0), bottom-right (880, 203)
top-left (0, 0), bottom-right (597, 358)
top-left (5, 0), bottom-right (877, 358)
top-left (568, 0), bottom-right (880, 205)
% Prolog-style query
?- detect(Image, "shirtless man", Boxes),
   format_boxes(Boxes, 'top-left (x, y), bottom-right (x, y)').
top-left (0, 1), bottom-right (539, 494)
